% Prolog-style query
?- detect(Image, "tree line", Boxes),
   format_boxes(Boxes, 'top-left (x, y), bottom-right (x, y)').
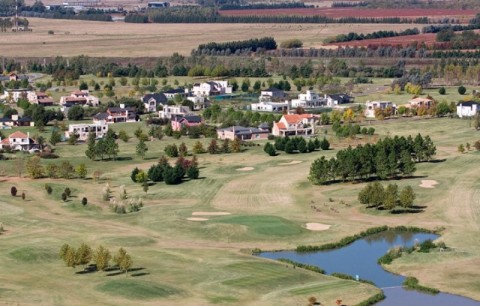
top-left (358, 182), bottom-right (416, 212)
top-left (195, 37), bottom-right (277, 54)
top-left (325, 28), bottom-right (420, 44)
top-left (219, 2), bottom-right (310, 10)
top-left (85, 131), bottom-right (119, 161)
top-left (271, 136), bottom-right (330, 155)
top-left (309, 134), bottom-right (436, 185)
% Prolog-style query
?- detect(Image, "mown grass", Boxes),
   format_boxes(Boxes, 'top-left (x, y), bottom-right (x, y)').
top-left (96, 280), bottom-right (184, 299)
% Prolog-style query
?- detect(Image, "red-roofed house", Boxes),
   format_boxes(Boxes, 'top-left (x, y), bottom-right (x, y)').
top-left (272, 114), bottom-right (318, 136)
top-left (0, 131), bottom-right (37, 151)
top-left (171, 115), bottom-right (202, 131)
top-left (28, 91), bottom-right (55, 106)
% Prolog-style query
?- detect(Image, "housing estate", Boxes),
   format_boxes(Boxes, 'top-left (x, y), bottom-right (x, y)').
top-left (142, 93), bottom-right (168, 112)
top-left (364, 101), bottom-right (395, 118)
top-left (291, 91), bottom-right (325, 108)
top-left (65, 121), bottom-right (109, 141)
top-left (171, 115), bottom-right (202, 131)
top-left (217, 125), bottom-right (270, 141)
top-left (192, 81), bottom-right (233, 97)
top-left (259, 88), bottom-right (285, 102)
top-left (272, 114), bottom-right (317, 136)
top-left (457, 101), bottom-right (479, 118)
top-left (0, 131), bottom-right (37, 151)
top-left (60, 90), bottom-right (99, 107)
top-left (93, 105), bottom-right (138, 124)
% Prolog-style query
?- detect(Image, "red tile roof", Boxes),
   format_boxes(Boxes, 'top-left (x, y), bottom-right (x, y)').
top-left (283, 114), bottom-right (313, 124)
top-left (275, 122), bottom-right (286, 129)
top-left (8, 131), bottom-right (28, 139)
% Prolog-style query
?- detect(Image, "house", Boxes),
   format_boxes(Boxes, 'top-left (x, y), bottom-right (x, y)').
top-left (0, 115), bottom-right (34, 127)
top-left (163, 88), bottom-right (187, 100)
top-left (364, 101), bottom-right (395, 118)
top-left (93, 105), bottom-right (138, 124)
top-left (217, 125), bottom-right (270, 141)
top-left (142, 93), bottom-right (168, 112)
top-left (325, 93), bottom-right (352, 107)
top-left (192, 81), bottom-right (233, 97)
top-left (272, 114), bottom-right (317, 136)
top-left (28, 91), bottom-right (55, 106)
top-left (1, 89), bottom-right (31, 102)
top-left (259, 88), bottom-right (285, 102)
top-left (408, 97), bottom-right (433, 108)
top-left (0, 131), bottom-right (37, 151)
top-left (457, 101), bottom-right (479, 118)
top-left (251, 101), bottom-right (289, 112)
top-left (186, 96), bottom-right (208, 110)
top-left (291, 91), bottom-right (325, 108)
top-left (171, 115), bottom-right (202, 131)
top-left (60, 90), bottom-right (99, 107)
top-left (158, 105), bottom-right (191, 119)
top-left (65, 121), bottom-right (108, 141)
top-left (9, 73), bottom-right (19, 81)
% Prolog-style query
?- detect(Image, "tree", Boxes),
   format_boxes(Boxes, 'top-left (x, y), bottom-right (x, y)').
top-left (64, 187), bottom-right (71, 197)
top-left (264, 142), bottom-right (276, 156)
top-left (135, 170), bottom-right (148, 184)
top-left (383, 183), bottom-right (398, 210)
top-left (82, 197), bottom-right (88, 206)
top-left (104, 130), bottom-right (119, 160)
top-left (164, 144), bottom-right (178, 157)
top-left (93, 245), bottom-right (111, 271)
top-left (186, 165), bottom-right (199, 179)
top-left (64, 246), bottom-right (77, 268)
top-left (113, 248), bottom-right (127, 267)
top-left (131, 167), bottom-right (140, 182)
top-left (75, 163), bottom-right (87, 179)
top-left (10, 186), bottom-right (17, 197)
top-left (75, 243), bottom-right (92, 267)
top-left (142, 180), bottom-right (149, 193)
top-left (458, 144), bottom-right (465, 153)
top-left (58, 161), bottom-right (74, 179)
top-left (320, 138), bottom-right (330, 150)
top-left (399, 151), bottom-right (415, 177)
top-left (192, 141), bottom-right (205, 154)
top-left (369, 182), bottom-right (385, 208)
top-left (114, 248), bottom-right (133, 277)
top-left (136, 139), bottom-right (148, 159)
top-left (85, 132), bottom-right (96, 160)
top-left (118, 130), bottom-right (130, 142)
top-left (178, 142), bottom-right (188, 156)
top-left (307, 139), bottom-right (315, 152)
top-left (399, 186), bottom-right (416, 210)
top-left (230, 138), bottom-right (241, 153)
top-left (59, 243), bottom-right (70, 261)
top-left (458, 85), bottom-right (467, 95)
top-left (466, 142), bottom-right (471, 151)
top-left (438, 87), bottom-right (446, 95)
top-left (298, 138), bottom-right (308, 153)
top-left (61, 193), bottom-right (67, 202)
top-left (25, 156), bottom-right (44, 179)
top-left (67, 105), bottom-right (85, 121)
top-left (208, 139), bottom-right (218, 154)
top-left (285, 139), bottom-right (295, 154)
top-left (50, 129), bottom-right (62, 146)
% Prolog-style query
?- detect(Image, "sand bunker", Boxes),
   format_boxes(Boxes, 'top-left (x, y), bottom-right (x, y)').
top-left (306, 223), bottom-right (331, 231)
top-left (192, 212), bottom-right (231, 216)
top-left (279, 161), bottom-right (303, 165)
top-left (419, 180), bottom-right (438, 188)
top-left (187, 217), bottom-right (209, 221)
top-left (236, 167), bottom-right (254, 171)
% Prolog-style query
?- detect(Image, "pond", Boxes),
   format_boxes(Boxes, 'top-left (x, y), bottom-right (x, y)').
top-left (259, 231), bottom-right (480, 306)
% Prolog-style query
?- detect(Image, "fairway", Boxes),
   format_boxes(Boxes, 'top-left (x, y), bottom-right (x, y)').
top-left (0, 117), bottom-right (479, 305)
top-left (0, 18), bottom-right (416, 57)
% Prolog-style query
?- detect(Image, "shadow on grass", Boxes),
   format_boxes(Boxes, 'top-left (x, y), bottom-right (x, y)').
top-left (391, 208), bottom-right (424, 214)
top-left (106, 271), bottom-right (124, 277)
top-left (114, 157), bottom-right (133, 161)
top-left (76, 264), bottom-right (97, 274)
top-left (131, 272), bottom-right (150, 277)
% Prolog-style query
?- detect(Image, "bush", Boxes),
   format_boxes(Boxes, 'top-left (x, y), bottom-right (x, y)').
top-left (45, 184), bottom-right (53, 194)
top-left (48, 30), bottom-right (54, 35)
top-left (280, 38), bottom-right (303, 49)
top-left (10, 186), bottom-right (17, 196)
top-left (81, 197), bottom-right (88, 206)
top-left (61, 193), bottom-right (67, 202)
top-left (164, 144), bottom-right (179, 157)
top-left (458, 85), bottom-right (467, 95)
top-left (64, 188), bottom-right (71, 197)
top-left (131, 167), bottom-right (140, 182)
top-left (21, 192), bottom-right (25, 200)
top-left (186, 165), bottom-right (199, 179)
top-left (438, 87), bottom-right (446, 95)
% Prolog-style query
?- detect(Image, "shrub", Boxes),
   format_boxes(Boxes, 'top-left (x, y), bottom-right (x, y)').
top-left (45, 184), bottom-right (53, 194)
top-left (186, 165), bottom-right (199, 179)
top-left (10, 186), bottom-right (17, 196)
top-left (64, 188), bottom-right (71, 197)
top-left (438, 87), bottom-right (446, 95)
top-left (458, 85), bottom-right (466, 95)
top-left (61, 193), bottom-right (67, 202)
top-left (81, 197), bottom-right (88, 206)
top-left (280, 39), bottom-right (303, 49)
top-left (21, 192), bottom-right (25, 200)
top-left (48, 30), bottom-right (54, 35)
top-left (164, 144), bottom-right (179, 157)
top-left (131, 167), bottom-right (140, 182)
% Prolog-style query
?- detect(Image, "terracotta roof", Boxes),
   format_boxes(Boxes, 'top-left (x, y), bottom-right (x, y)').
top-left (275, 122), bottom-right (286, 129)
top-left (65, 97), bottom-right (87, 102)
top-left (283, 114), bottom-right (313, 124)
top-left (72, 90), bottom-right (87, 96)
top-left (1, 138), bottom-right (9, 144)
top-left (8, 131), bottom-right (28, 139)
top-left (410, 97), bottom-right (433, 104)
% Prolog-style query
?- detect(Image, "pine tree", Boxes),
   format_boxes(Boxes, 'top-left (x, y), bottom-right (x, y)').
top-left (192, 141), bottom-right (205, 154)
top-left (208, 139), bottom-right (218, 154)
top-left (136, 139), bottom-right (148, 159)
top-left (222, 139), bottom-right (231, 153)
top-left (307, 139), bottom-right (315, 152)
top-left (131, 167), bottom-right (140, 182)
top-left (230, 137), bottom-right (241, 153)
top-left (85, 132), bottom-right (96, 160)
top-left (399, 151), bottom-right (415, 177)
top-left (178, 142), bottom-right (188, 156)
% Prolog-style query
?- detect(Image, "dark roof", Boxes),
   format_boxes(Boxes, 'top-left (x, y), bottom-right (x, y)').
top-left (264, 87), bottom-right (284, 93)
top-left (108, 107), bottom-right (127, 113)
top-left (18, 117), bottom-right (32, 122)
top-left (219, 126), bottom-right (269, 135)
top-left (163, 88), bottom-right (185, 95)
top-left (0, 117), bottom-right (11, 122)
top-left (258, 122), bottom-right (270, 130)
top-left (142, 93), bottom-right (168, 105)
top-left (459, 101), bottom-right (479, 107)
top-left (181, 115), bottom-right (202, 123)
top-left (94, 112), bottom-right (109, 120)
top-left (327, 93), bottom-right (351, 102)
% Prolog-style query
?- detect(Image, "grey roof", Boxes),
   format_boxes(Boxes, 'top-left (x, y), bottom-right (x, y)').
top-left (94, 112), bottom-right (109, 120)
top-left (182, 115), bottom-right (202, 123)
top-left (327, 93), bottom-right (352, 102)
top-left (258, 122), bottom-right (270, 130)
top-left (18, 117), bottom-right (32, 122)
top-left (163, 88), bottom-right (185, 94)
top-left (142, 93), bottom-right (168, 105)
top-left (459, 101), bottom-right (479, 107)
top-left (219, 125), bottom-right (269, 135)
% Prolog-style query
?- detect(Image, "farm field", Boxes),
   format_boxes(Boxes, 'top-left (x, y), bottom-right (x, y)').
top-left (0, 18), bottom-right (417, 57)
top-left (1, 117), bottom-right (480, 305)
top-left (218, 8), bottom-right (477, 21)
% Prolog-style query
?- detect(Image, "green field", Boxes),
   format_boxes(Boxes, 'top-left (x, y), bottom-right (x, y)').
top-left (0, 116), bottom-right (480, 305)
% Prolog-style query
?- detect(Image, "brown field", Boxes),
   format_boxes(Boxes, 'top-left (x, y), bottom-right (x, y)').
top-left (0, 18), bottom-right (416, 57)
top-left (219, 8), bottom-right (478, 21)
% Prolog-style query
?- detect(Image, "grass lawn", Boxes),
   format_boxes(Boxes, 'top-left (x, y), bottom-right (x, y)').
top-left (0, 117), bottom-right (479, 305)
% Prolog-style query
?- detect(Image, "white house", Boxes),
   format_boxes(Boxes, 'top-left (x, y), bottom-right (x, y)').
top-left (364, 101), bottom-right (395, 118)
top-left (457, 101), bottom-right (479, 118)
top-left (65, 121), bottom-right (109, 141)
top-left (325, 93), bottom-right (352, 107)
top-left (251, 101), bottom-right (289, 112)
top-left (163, 88), bottom-right (187, 100)
top-left (1, 89), bottom-right (32, 102)
top-left (272, 114), bottom-right (318, 136)
top-left (291, 90), bottom-right (325, 108)
top-left (158, 105), bottom-right (191, 119)
top-left (60, 90), bottom-right (99, 107)
top-left (192, 81), bottom-right (232, 97)
top-left (186, 96), bottom-right (208, 110)
top-left (0, 131), bottom-right (37, 151)
top-left (260, 88), bottom-right (285, 101)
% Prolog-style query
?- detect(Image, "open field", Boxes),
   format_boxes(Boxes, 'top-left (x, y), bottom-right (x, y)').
top-left (0, 18), bottom-right (417, 57)
top-left (1, 116), bottom-right (480, 304)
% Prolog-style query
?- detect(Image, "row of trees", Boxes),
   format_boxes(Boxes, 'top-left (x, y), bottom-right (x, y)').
top-left (273, 137), bottom-right (330, 154)
top-left (326, 28), bottom-right (420, 43)
top-left (132, 155), bottom-right (200, 186)
top-left (85, 131), bottom-right (119, 161)
top-left (196, 37), bottom-right (277, 54)
top-left (24, 156), bottom-right (87, 179)
top-left (358, 182), bottom-right (416, 211)
top-left (309, 134), bottom-right (436, 185)
top-left (59, 244), bottom-right (133, 276)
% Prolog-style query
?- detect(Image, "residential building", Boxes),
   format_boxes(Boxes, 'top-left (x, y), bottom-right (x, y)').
top-left (60, 90), bottom-right (99, 107)
top-left (457, 101), bottom-right (479, 118)
top-left (272, 114), bottom-right (317, 136)
top-left (291, 91), bottom-right (325, 108)
top-left (65, 121), bottom-right (109, 141)
top-left (325, 93), bottom-right (352, 107)
top-left (28, 91), bottom-right (55, 106)
top-left (364, 101), bottom-right (395, 118)
top-left (251, 101), bottom-right (289, 112)
top-left (171, 115), bottom-right (202, 131)
top-left (408, 97), bottom-right (433, 108)
top-left (93, 105), bottom-right (138, 124)
top-left (192, 81), bottom-right (233, 97)
top-left (164, 88), bottom-right (187, 100)
top-left (158, 105), bottom-right (191, 119)
top-left (0, 115), bottom-right (34, 127)
top-left (142, 93), bottom-right (168, 112)
top-left (186, 96), bottom-right (208, 110)
top-left (0, 131), bottom-right (37, 151)
top-left (217, 125), bottom-right (270, 141)
top-left (1, 89), bottom-right (31, 102)
top-left (259, 88), bottom-right (285, 102)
